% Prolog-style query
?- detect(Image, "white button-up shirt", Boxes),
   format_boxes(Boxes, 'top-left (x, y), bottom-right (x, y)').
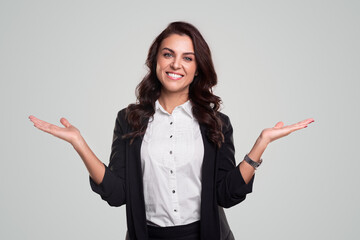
top-left (140, 100), bottom-right (204, 227)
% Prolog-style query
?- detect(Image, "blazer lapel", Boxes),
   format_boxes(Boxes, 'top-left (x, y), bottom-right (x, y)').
top-left (199, 124), bottom-right (220, 239)
top-left (127, 135), bottom-right (148, 239)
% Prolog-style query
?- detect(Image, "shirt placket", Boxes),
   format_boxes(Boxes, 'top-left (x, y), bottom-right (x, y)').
top-left (168, 114), bottom-right (180, 224)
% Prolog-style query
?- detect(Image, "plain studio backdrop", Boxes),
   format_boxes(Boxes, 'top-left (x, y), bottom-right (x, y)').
top-left (1, 0), bottom-right (359, 239)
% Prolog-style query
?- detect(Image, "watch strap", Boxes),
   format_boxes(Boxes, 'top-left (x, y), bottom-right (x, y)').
top-left (244, 154), bottom-right (262, 169)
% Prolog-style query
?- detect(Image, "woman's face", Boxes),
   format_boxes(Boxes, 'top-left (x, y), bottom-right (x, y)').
top-left (156, 34), bottom-right (197, 96)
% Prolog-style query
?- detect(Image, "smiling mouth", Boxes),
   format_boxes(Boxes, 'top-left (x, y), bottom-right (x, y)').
top-left (166, 72), bottom-right (184, 80)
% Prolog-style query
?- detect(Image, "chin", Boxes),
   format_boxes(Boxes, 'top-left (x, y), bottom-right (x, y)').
top-left (161, 83), bottom-right (189, 94)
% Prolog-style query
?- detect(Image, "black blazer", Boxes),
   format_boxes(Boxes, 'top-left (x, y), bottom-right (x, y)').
top-left (90, 109), bottom-right (254, 240)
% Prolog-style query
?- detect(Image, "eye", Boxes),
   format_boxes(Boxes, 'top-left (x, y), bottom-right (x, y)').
top-left (184, 57), bottom-right (193, 61)
top-left (163, 53), bottom-right (173, 58)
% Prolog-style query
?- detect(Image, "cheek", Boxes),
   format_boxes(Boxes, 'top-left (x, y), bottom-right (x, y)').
top-left (155, 59), bottom-right (162, 75)
top-left (156, 64), bottom-right (163, 81)
top-left (188, 64), bottom-right (197, 76)
top-left (156, 57), bottom-right (167, 73)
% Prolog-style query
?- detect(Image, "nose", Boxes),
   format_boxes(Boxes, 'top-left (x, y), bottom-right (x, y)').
top-left (170, 57), bottom-right (181, 69)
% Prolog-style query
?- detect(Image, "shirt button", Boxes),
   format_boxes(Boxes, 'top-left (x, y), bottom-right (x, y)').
top-left (170, 135), bottom-right (173, 138)
top-left (172, 190), bottom-right (175, 193)
top-left (170, 122), bottom-right (173, 125)
top-left (170, 151), bottom-right (172, 154)
top-left (174, 209), bottom-right (177, 212)
top-left (170, 170), bottom-right (173, 174)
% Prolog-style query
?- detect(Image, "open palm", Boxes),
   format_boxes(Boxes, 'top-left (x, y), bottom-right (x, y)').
top-left (261, 118), bottom-right (315, 144)
top-left (29, 115), bottom-right (80, 144)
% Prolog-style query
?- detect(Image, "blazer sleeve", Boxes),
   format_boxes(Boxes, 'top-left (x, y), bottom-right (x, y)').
top-left (216, 113), bottom-right (255, 208)
top-left (89, 109), bottom-right (127, 207)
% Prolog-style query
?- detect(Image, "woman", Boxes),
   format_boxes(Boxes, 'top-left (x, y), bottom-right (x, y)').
top-left (29, 22), bottom-right (314, 240)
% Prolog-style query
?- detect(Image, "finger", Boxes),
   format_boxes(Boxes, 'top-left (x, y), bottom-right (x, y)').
top-left (296, 118), bottom-right (315, 126)
top-left (288, 119), bottom-right (315, 133)
top-left (34, 120), bottom-right (54, 133)
top-left (29, 115), bottom-right (40, 123)
top-left (274, 121), bottom-right (284, 128)
top-left (29, 115), bottom-right (58, 134)
top-left (60, 118), bottom-right (71, 128)
top-left (291, 124), bottom-right (308, 131)
top-left (287, 118), bottom-right (315, 129)
top-left (29, 115), bottom-right (49, 128)
top-left (297, 119), bottom-right (315, 129)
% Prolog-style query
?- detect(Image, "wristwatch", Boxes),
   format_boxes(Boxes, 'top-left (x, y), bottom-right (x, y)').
top-left (244, 154), bottom-right (262, 169)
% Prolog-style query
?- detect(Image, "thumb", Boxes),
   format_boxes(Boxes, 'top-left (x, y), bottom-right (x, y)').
top-left (60, 117), bottom-right (71, 128)
top-left (274, 121), bottom-right (284, 128)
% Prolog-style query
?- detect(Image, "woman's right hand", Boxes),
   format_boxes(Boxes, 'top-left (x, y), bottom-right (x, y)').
top-left (29, 115), bottom-right (106, 184)
top-left (29, 115), bottom-right (81, 146)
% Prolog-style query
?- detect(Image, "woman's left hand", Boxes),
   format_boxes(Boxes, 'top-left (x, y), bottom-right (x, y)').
top-left (260, 118), bottom-right (315, 145)
top-left (239, 118), bottom-right (315, 183)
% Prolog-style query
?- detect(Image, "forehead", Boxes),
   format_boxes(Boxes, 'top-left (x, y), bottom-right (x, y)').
top-left (159, 34), bottom-right (194, 53)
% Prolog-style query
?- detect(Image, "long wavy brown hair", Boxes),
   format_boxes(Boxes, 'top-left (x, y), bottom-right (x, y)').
top-left (126, 21), bottom-right (224, 147)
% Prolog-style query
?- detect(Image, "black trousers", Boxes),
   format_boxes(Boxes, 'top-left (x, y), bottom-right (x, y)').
top-left (147, 221), bottom-right (200, 240)
top-left (125, 221), bottom-right (200, 240)
top-left (125, 207), bottom-right (236, 240)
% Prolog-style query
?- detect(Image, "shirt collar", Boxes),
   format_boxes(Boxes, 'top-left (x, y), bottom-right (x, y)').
top-left (155, 100), bottom-right (194, 119)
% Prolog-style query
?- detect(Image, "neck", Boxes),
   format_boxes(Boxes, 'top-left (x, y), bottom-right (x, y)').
top-left (158, 91), bottom-right (189, 114)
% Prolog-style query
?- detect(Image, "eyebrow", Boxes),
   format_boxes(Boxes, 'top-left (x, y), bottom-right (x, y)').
top-left (161, 47), bottom-right (195, 55)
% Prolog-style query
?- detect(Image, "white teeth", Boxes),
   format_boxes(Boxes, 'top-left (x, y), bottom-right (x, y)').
top-left (167, 72), bottom-right (183, 78)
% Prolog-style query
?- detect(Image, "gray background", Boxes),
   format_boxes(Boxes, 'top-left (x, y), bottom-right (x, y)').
top-left (1, 0), bottom-right (359, 239)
